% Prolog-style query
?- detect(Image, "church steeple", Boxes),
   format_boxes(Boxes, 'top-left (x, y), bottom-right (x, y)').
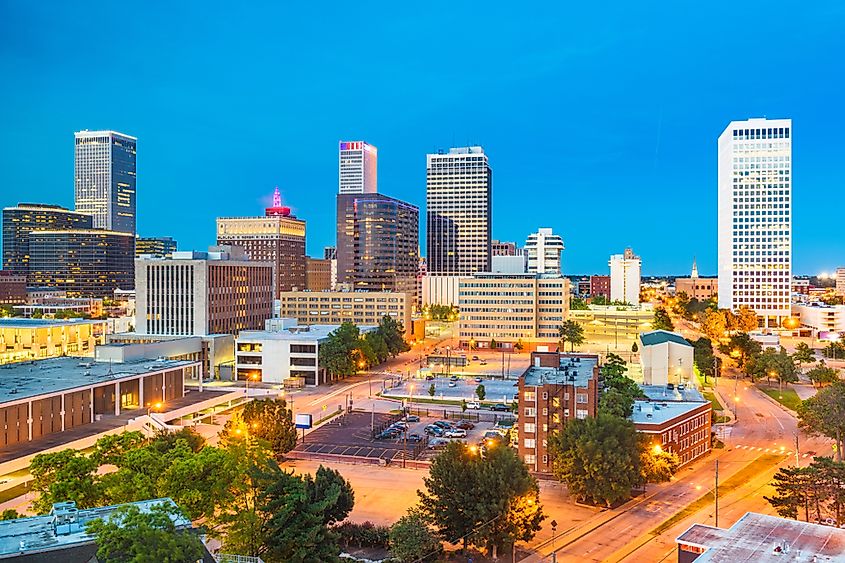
top-left (691, 257), bottom-right (699, 278)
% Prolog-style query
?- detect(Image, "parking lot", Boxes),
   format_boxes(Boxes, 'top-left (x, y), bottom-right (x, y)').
top-left (385, 375), bottom-right (518, 404)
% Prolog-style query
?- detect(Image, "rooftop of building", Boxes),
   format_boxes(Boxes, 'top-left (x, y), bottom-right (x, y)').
top-left (34, 229), bottom-right (134, 237)
top-left (522, 355), bottom-right (598, 387)
top-left (639, 384), bottom-right (706, 403)
top-left (795, 302), bottom-right (845, 310)
top-left (137, 245), bottom-right (259, 262)
top-left (74, 129), bottom-right (137, 140)
top-left (0, 318), bottom-right (105, 329)
top-left (3, 203), bottom-right (88, 213)
top-left (238, 318), bottom-right (377, 341)
top-left (676, 512), bottom-right (845, 562)
top-left (640, 330), bottom-right (692, 347)
top-left (0, 498), bottom-right (187, 557)
top-left (0, 357), bottom-right (196, 405)
top-left (631, 399), bottom-right (708, 425)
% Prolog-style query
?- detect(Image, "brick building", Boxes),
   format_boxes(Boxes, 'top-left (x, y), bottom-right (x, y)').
top-left (632, 392), bottom-right (711, 467)
top-left (305, 257), bottom-right (333, 291)
top-left (0, 271), bottom-right (26, 305)
top-left (517, 352), bottom-right (600, 474)
top-left (590, 275), bottom-right (610, 298)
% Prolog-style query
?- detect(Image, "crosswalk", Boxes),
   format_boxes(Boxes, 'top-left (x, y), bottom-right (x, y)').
top-left (732, 444), bottom-right (811, 458)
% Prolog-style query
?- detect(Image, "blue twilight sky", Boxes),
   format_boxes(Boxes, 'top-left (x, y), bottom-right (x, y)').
top-left (1, 2), bottom-right (843, 276)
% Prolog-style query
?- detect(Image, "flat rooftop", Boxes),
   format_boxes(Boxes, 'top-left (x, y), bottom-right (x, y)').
top-left (0, 357), bottom-right (196, 405)
top-left (523, 355), bottom-right (598, 387)
top-left (640, 330), bottom-right (691, 347)
top-left (0, 498), bottom-right (187, 557)
top-left (0, 318), bottom-right (104, 329)
top-left (631, 399), bottom-right (708, 425)
top-left (238, 324), bottom-right (377, 341)
top-left (677, 512), bottom-right (845, 562)
top-left (640, 384), bottom-right (705, 403)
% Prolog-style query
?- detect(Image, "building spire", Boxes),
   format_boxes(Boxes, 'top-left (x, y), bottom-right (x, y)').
top-left (691, 257), bottom-right (699, 278)
top-left (272, 186), bottom-right (281, 208)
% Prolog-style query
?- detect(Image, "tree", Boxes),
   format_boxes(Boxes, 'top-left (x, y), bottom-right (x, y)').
top-left (793, 342), bottom-right (816, 367)
top-left (416, 442), bottom-right (543, 558)
top-left (652, 307), bottom-right (674, 331)
top-left (823, 341), bottom-right (845, 360)
top-left (30, 450), bottom-right (102, 514)
top-left (92, 431), bottom-right (148, 466)
top-left (160, 445), bottom-right (238, 521)
top-left (389, 510), bottom-right (442, 562)
top-left (720, 332), bottom-right (762, 376)
top-left (319, 322), bottom-right (361, 379)
top-left (701, 309), bottom-right (727, 341)
top-left (476, 384), bottom-right (486, 401)
top-left (735, 307), bottom-right (758, 332)
top-left (0, 509), bottom-right (21, 521)
top-left (377, 315), bottom-right (410, 357)
top-left (549, 414), bottom-right (644, 507)
top-left (631, 342), bottom-right (638, 354)
top-left (570, 297), bottom-right (590, 310)
top-left (558, 320), bottom-right (585, 352)
top-left (599, 387), bottom-right (636, 418)
top-left (766, 465), bottom-right (810, 520)
top-left (765, 458), bottom-right (845, 524)
top-left (749, 347), bottom-right (798, 386)
top-left (514, 339), bottom-right (525, 353)
top-left (363, 331), bottom-right (389, 365)
top-left (428, 383), bottom-right (436, 398)
top-left (691, 337), bottom-right (716, 380)
top-left (640, 442), bottom-right (680, 484)
top-left (798, 382), bottom-right (845, 462)
top-left (305, 465), bottom-right (355, 526)
top-left (490, 338), bottom-right (498, 350)
top-left (807, 361), bottom-right (840, 387)
top-left (601, 353), bottom-right (628, 379)
top-left (222, 398), bottom-right (297, 456)
top-left (86, 503), bottom-right (204, 563)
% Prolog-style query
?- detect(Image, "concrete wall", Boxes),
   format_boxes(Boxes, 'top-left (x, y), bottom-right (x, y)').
top-left (641, 341), bottom-right (694, 386)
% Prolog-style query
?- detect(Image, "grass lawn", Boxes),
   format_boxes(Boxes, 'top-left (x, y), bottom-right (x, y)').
top-left (702, 391), bottom-right (723, 412)
top-left (757, 385), bottom-right (803, 411)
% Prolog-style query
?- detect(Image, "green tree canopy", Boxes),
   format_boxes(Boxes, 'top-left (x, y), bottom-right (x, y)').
top-left (652, 307), bottom-right (674, 331)
top-left (30, 450), bottom-right (102, 514)
top-left (389, 511), bottom-right (442, 562)
top-left (691, 337), bottom-right (716, 378)
top-left (793, 342), bottom-right (816, 366)
top-left (221, 398), bottom-right (297, 456)
top-left (558, 320), bottom-right (585, 352)
top-left (807, 361), bottom-right (840, 387)
top-left (798, 382), bottom-right (845, 462)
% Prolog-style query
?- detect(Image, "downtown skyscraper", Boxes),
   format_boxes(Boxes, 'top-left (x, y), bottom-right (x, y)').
top-left (338, 141), bottom-right (377, 194)
top-left (426, 146), bottom-right (492, 274)
top-left (74, 130), bottom-right (137, 234)
top-left (718, 117), bottom-right (792, 329)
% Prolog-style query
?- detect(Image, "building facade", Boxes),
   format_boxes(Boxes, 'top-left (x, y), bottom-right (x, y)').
top-left (216, 188), bottom-right (306, 294)
top-left (638, 330), bottom-right (695, 386)
top-left (135, 247), bottom-right (274, 336)
top-left (135, 236), bottom-right (177, 258)
top-left (525, 228), bottom-right (564, 275)
top-left (517, 352), bottom-right (600, 473)
top-left (306, 257), bottom-right (333, 291)
top-left (793, 303), bottom-right (845, 337)
top-left (74, 130), bottom-right (137, 234)
top-left (568, 304), bottom-right (654, 343)
top-left (837, 267), bottom-right (845, 297)
top-left (718, 118), bottom-right (792, 328)
top-left (2, 203), bottom-right (93, 274)
top-left (609, 248), bottom-right (641, 305)
top-left (589, 275), bottom-right (610, 298)
top-left (426, 147), bottom-right (492, 274)
top-left (458, 273), bottom-right (569, 350)
top-left (339, 140), bottom-right (377, 194)
top-left (491, 255), bottom-right (526, 274)
top-left (28, 229), bottom-right (135, 297)
top-left (491, 240), bottom-right (520, 256)
top-left (0, 318), bottom-right (107, 364)
top-left (0, 271), bottom-right (26, 305)
top-left (336, 192), bottom-right (419, 295)
top-left (276, 290), bottom-right (412, 336)
top-left (633, 399), bottom-right (711, 467)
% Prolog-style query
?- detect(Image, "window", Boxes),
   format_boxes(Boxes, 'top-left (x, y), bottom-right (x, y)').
top-left (576, 409), bottom-right (588, 420)
top-left (524, 454), bottom-right (536, 465)
top-left (523, 423), bottom-right (535, 434)
top-left (523, 439), bottom-right (536, 449)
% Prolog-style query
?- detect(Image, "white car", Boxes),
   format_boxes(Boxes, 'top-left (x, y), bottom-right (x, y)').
top-left (444, 428), bottom-right (467, 438)
top-left (466, 401), bottom-right (481, 410)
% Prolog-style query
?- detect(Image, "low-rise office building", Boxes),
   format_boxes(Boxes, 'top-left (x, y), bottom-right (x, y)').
top-left (589, 275), bottom-right (610, 298)
top-left (100, 333), bottom-right (234, 381)
top-left (13, 297), bottom-right (103, 318)
top-left (793, 302), bottom-right (845, 337)
top-left (235, 318), bottom-right (376, 386)
top-left (0, 357), bottom-right (198, 449)
top-left (517, 352), bottom-right (600, 474)
top-left (0, 271), bottom-right (26, 305)
top-left (676, 511), bottom-right (845, 562)
top-left (458, 273), bottom-right (569, 351)
top-left (632, 397), bottom-right (711, 467)
top-left (276, 289), bottom-right (412, 336)
top-left (639, 330), bottom-right (694, 386)
top-left (0, 318), bottom-right (107, 364)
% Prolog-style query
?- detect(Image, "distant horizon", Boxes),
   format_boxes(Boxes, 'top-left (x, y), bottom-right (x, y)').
top-left (1, 3), bottom-right (843, 274)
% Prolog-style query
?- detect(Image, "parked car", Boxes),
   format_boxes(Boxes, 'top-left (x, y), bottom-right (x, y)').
top-left (472, 355), bottom-right (479, 361)
top-left (378, 428), bottom-right (401, 440)
top-left (491, 403), bottom-right (511, 412)
top-left (484, 430), bottom-right (505, 441)
top-left (449, 375), bottom-right (458, 381)
top-left (407, 433), bottom-right (424, 443)
top-left (444, 428), bottom-right (467, 438)
top-left (428, 438), bottom-right (450, 450)
top-left (479, 360), bottom-right (487, 366)
top-left (405, 415), bottom-right (420, 422)
top-left (466, 400), bottom-right (481, 410)
top-left (433, 420), bottom-right (452, 429)
top-left (425, 374), bottom-right (435, 381)
top-left (448, 381), bottom-right (457, 388)
top-left (424, 425), bottom-right (444, 437)
top-left (455, 419), bottom-right (475, 430)
top-left (667, 383), bottom-right (675, 390)
top-left (474, 376), bottom-right (483, 383)
top-left (391, 421), bottom-right (409, 430)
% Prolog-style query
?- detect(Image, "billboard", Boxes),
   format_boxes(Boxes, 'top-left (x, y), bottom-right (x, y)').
top-left (295, 413), bottom-right (313, 429)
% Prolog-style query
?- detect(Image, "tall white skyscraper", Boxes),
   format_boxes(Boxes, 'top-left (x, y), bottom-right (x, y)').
top-left (609, 248), bottom-right (641, 305)
top-left (718, 118), bottom-right (792, 328)
top-left (426, 146), bottom-right (492, 274)
top-left (338, 141), bottom-right (377, 194)
top-left (525, 228), bottom-right (564, 274)
top-left (74, 130), bottom-right (137, 234)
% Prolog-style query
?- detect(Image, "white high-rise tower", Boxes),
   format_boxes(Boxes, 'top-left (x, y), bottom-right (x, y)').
top-left (609, 248), bottom-right (641, 305)
top-left (74, 130), bottom-right (137, 234)
top-left (338, 141), bottom-right (377, 194)
top-left (525, 228), bottom-right (564, 274)
top-left (718, 118), bottom-right (792, 329)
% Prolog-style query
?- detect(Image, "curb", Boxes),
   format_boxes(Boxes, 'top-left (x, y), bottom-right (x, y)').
top-left (753, 385), bottom-right (799, 418)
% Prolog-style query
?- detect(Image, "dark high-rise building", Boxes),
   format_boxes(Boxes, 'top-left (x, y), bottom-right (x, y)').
top-left (426, 146), bottom-right (492, 274)
top-left (216, 188), bottom-right (306, 295)
top-left (28, 229), bottom-right (135, 297)
top-left (136, 236), bottom-right (177, 258)
top-left (336, 193), bottom-right (419, 294)
top-left (323, 246), bottom-right (337, 260)
top-left (74, 130), bottom-right (137, 235)
top-left (2, 203), bottom-right (93, 274)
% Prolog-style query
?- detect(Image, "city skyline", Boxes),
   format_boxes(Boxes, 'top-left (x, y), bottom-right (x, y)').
top-left (1, 3), bottom-right (843, 275)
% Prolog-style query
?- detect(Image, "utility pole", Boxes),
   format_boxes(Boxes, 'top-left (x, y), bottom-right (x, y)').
top-left (795, 432), bottom-right (800, 466)
top-left (715, 459), bottom-right (719, 528)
